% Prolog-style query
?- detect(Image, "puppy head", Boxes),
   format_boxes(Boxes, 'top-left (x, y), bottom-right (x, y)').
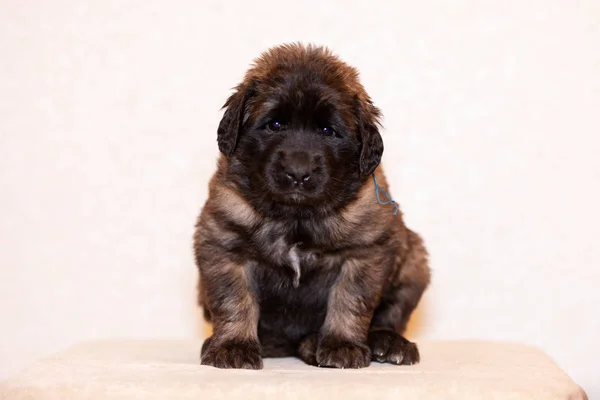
top-left (217, 43), bottom-right (383, 218)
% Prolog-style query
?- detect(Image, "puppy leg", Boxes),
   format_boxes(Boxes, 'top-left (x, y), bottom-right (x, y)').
top-left (199, 259), bottom-right (262, 370)
top-left (316, 258), bottom-right (385, 369)
top-left (370, 230), bottom-right (430, 365)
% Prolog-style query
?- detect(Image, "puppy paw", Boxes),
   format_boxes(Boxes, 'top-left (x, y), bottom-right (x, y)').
top-left (297, 334), bottom-right (318, 366)
top-left (200, 336), bottom-right (263, 370)
top-left (316, 337), bottom-right (371, 369)
top-left (368, 330), bottom-right (420, 365)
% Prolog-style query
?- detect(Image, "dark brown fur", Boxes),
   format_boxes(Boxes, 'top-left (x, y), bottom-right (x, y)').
top-left (194, 43), bottom-right (430, 369)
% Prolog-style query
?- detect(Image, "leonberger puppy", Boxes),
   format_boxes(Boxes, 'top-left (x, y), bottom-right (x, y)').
top-left (193, 43), bottom-right (430, 369)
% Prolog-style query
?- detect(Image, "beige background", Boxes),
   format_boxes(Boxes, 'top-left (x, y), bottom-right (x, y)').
top-left (1, 0), bottom-right (599, 396)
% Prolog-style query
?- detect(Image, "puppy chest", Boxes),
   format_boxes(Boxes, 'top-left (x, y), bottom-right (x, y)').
top-left (278, 244), bottom-right (336, 289)
top-left (255, 235), bottom-right (318, 285)
top-left (253, 250), bottom-right (338, 306)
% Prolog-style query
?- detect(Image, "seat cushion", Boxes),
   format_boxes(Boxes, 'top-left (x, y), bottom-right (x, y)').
top-left (0, 339), bottom-right (587, 400)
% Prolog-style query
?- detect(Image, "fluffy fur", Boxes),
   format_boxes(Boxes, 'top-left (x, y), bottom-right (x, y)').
top-left (193, 43), bottom-right (430, 369)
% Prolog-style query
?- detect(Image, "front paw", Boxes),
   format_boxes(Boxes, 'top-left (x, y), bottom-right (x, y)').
top-left (200, 336), bottom-right (263, 369)
top-left (316, 337), bottom-right (371, 369)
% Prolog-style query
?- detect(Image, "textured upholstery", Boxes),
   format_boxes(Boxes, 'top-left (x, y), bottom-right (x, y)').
top-left (0, 339), bottom-right (588, 399)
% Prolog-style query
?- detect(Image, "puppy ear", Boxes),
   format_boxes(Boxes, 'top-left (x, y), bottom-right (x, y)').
top-left (356, 96), bottom-right (384, 176)
top-left (217, 80), bottom-right (256, 157)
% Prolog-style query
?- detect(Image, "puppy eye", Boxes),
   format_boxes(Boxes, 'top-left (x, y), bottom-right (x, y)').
top-left (267, 121), bottom-right (285, 131)
top-left (320, 126), bottom-right (336, 136)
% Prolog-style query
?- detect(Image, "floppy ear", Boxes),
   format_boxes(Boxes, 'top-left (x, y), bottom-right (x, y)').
top-left (217, 80), bottom-right (256, 157)
top-left (356, 96), bottom-right (384, 176)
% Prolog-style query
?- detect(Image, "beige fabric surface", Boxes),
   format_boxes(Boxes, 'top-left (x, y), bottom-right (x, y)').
top-left (0, 339), bottom-right (587, 400)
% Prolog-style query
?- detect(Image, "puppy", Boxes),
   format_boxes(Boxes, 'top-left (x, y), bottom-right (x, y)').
top-left (193, 43), bottom-right (430, 369)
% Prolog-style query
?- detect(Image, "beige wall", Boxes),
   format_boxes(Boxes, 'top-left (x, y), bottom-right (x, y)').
top-left (1, 0), bottom-right (599, 396)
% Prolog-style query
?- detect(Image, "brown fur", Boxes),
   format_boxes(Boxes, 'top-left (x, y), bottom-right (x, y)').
top-left (194, 43), bottom-right (430, 369)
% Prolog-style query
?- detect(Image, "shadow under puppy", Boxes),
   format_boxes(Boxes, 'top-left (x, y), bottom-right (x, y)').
top-left (194, 43), bottom-right (430, 369)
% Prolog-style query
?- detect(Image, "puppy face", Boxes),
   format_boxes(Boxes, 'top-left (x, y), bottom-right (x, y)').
top-left (217, 44), bottom-right (384, 218)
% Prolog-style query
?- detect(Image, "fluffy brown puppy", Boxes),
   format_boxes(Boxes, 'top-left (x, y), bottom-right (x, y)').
top-left (193, 43), bottom-right (430, 370)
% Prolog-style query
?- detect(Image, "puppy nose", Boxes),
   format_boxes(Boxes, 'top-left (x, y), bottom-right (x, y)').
top-left (285, 169), bottom-right (311, 185)
top-left (283, 152), bottom-right (312, 186)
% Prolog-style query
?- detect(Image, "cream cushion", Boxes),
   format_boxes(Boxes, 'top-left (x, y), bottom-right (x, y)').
top-left (0, 339), bottom-right (587, 399)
